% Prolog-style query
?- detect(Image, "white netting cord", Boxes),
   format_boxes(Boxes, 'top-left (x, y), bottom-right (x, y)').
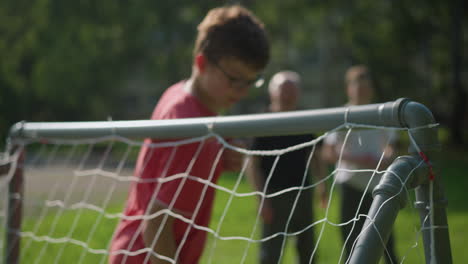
top-left (172, 144), bottom-right (225, 264)
top-left (21, 143), bottom-right (78, 259)
top-left (28, 142), bottom-right (91, 263)
top-left (345, 159), bottom-right (426, 264)
top-left (407, 130), bottom-right (442, 264)
top-left (31, 143), bottom-right (95, 264)
top-left (239, 154), bottom-right (281, 264)
top-left (0, 144), bottom-right (25, 260)
top-left (278, 143), bottom-right (317, 264)
top-left (343, 131), bottom-right (395, 264)
top-left (120, 144), bottom-right (178, 264)
top-left (6, 122), bottom-right (440, 263)
top-left (80, 144), bottom-right (131, 264)
top-left (206, 156), bottom-right (251, 264)
top-left (142, 123), bottom-right (219, 263)
top-left (52, 141), bottom-right (116, 264)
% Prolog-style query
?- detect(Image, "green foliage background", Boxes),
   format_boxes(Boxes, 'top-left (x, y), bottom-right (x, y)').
top-left (1, 0), bottom-right (467, 145)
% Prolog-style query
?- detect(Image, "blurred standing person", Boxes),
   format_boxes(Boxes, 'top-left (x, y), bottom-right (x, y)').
top-left (247, 71), bottom-right (327, 264)
top-left (321, 65), bottom-right (399, 263)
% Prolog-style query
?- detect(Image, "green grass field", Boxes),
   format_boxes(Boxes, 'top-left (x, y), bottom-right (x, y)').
top-left (4, 148), bottom-right (467, 263)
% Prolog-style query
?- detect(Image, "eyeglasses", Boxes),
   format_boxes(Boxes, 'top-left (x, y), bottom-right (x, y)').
top-left (212, 60), bottom-right (264, 89)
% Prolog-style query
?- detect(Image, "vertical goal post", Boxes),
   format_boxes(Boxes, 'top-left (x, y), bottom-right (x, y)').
top-left (2, 98), bottom-right (452, 264)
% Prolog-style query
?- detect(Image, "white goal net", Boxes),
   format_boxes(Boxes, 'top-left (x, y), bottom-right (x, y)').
top-left (0, 121), bottom-right (440, 264)
top-left (2, 99), bottom-right (453, 264)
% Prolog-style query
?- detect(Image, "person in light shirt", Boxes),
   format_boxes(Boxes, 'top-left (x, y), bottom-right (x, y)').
top-left (322, 65), bottom-right (399, 263)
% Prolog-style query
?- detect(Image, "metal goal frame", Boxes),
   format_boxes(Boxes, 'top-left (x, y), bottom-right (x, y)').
top-left (2, 98), bottom-right (452, 264)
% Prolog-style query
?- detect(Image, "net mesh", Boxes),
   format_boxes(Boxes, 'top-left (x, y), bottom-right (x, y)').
top-left (0, 123), bottom-right (438, 263)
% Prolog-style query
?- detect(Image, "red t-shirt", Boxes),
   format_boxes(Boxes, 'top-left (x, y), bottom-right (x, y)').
top-left (110, 81), bottom-right (224, 264)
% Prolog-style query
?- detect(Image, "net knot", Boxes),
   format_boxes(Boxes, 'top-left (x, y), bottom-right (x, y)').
top-left (344, 107), bottom-right (351, 128)
top-left (206, 121), bottom-right (216, 136)
top-left (107, 116), bottom-right (117, 138)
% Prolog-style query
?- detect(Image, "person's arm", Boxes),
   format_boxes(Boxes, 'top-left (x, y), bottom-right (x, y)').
top-left (143, 202), bottom-right (176, 264)
top-left (322, 137), bottom-right (375, 167)
top-left (245, 155), bottom-right (273, 224)
top-left (321, 142), bottom-right (339, 164)
top-left (322, 139), bottom-right (396, 170)
top-left (223, 139), bottom-right (247, 172)
top-left (246, 155), bottom-right (265, 192)
top-left (379, 143), bottom-right (396, 168)
top-left (311, 147), bottom-right (329, 208)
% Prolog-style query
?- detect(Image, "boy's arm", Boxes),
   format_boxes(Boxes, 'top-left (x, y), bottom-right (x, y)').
top-left (143, 202), bottom-right (176, 264)
top-left (223, 139), bottom-right (246, 172)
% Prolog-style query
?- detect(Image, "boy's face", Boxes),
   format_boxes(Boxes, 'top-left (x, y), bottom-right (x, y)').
top-left (201, 57), bottom-right (262, 112)
top-left (346, 77), bottom-right (374, 105)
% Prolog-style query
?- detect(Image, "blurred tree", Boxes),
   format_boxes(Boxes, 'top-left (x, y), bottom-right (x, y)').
top-left (449, 0), bottom-right (466, 145)
top-left (0, 0), bottom-right (466, 147)
top-left (307, 0), bottom-right (467, 145)
top-left (0, 0), bottom-right (214, 143)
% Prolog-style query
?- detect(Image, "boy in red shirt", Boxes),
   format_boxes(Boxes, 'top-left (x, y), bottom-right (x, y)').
top-left (110, 5), bottom-right (270, 264)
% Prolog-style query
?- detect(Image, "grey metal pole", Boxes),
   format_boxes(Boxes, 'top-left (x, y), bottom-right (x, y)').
top-left (349, 100), bottom-right (453, 264)
top-left (401, 101), bottom-right (453, 264)
top-left (348, 156), bottom-right (429, 264)
top-left (4, 146), bottom-right (23, 264)
top-left (9, 99), bottom-right (408, 140)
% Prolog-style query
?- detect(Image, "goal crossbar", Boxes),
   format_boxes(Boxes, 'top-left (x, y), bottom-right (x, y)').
top-left (9, 98), bottom-right (413, 140)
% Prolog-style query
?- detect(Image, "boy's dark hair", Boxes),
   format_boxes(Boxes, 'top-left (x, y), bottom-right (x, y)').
top-left (194, 5), bottom-right (270, 71)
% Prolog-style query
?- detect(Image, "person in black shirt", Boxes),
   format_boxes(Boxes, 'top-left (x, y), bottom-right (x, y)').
top-left (247, 71), bottom-right (326, 264)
